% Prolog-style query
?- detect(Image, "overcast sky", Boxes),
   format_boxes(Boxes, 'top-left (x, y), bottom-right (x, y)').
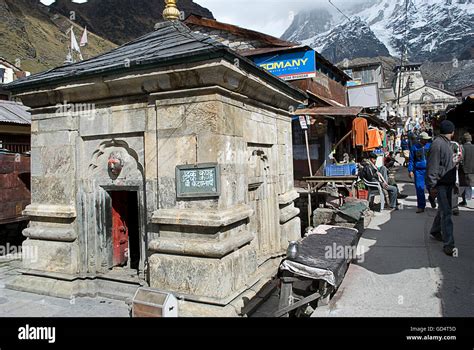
top-left (39, 0), bottom-right (362, 38)
top-left (194, 0), bottom-right (365, 37)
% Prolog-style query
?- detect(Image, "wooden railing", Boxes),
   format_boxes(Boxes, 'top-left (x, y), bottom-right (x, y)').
top-left (2, 142), bottom-right (30, 154)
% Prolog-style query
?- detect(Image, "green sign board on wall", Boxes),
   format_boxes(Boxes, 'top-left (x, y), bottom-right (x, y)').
top-left (176, 163), bottom-right (220, 199)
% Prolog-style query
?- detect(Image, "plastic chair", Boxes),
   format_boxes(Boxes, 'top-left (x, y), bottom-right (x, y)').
top-left (362, 178), bottom-right (385, 211)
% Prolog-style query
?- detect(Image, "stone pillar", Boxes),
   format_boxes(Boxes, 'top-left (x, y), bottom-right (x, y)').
top-left (7, 110), bottom-right (81, 297)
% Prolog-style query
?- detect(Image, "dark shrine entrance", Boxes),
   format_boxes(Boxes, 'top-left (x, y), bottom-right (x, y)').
top-left (109, 191), bottom-right (140, 270)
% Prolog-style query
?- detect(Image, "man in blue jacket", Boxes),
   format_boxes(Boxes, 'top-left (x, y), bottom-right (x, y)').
top-left (409, 132), bottom-right (432, 213)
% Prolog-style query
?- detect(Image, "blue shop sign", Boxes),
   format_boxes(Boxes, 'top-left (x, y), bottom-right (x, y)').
top-left (253, 50), bottom-right (316, 81)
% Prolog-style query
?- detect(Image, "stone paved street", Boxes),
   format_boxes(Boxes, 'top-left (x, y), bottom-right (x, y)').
top-left (0, 260), bottom-right (129, 317)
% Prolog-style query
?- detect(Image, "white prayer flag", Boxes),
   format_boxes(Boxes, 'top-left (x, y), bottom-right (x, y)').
top-left (70, 27), bottom-right (83, 60)
top-left (80, 27), bottom-right (88, 47)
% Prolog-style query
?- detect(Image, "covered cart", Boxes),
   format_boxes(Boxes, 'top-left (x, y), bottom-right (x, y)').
top-left (276, 225), bottom-right (360, 317)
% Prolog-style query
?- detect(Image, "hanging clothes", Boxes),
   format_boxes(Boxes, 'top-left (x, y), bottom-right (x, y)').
top-left (352, 117), bottom-right (368, 147)
top-left (364, 128), bottom-right (383, 151)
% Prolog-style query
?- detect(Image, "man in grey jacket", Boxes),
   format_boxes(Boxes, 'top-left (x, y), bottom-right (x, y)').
top-left (426, 120), bottom-right (457, 256)
top-left (460, 133), bottom-right (473, 205)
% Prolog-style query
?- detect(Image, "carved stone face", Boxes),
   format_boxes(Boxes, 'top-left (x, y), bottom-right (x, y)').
top-left (108, 152), bottom-right (124, 176)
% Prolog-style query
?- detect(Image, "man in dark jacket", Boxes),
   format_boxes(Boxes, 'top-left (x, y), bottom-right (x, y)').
top-left (426, 120), bottom-right (457, 256)
top-left (460, 132), bottom-right (473, 205)
top-left (360, 153), bottom-right (398, 209)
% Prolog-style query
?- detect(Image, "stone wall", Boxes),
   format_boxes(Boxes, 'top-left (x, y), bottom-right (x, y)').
top-left (149, 91), bottom-right (300, 308)
top-left (9, 58), bottom-right (304, 316)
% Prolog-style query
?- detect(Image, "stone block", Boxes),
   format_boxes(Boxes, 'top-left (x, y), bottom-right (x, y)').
top-left (111, 108), bottom-right (146, 135)
top-left (22, 239), bottom-right (79, 275)
top-left (30, 147), bottom-right (43, 177)
top-left (32, 131), bottom-right (72, 147)
top-left (31, 176), bottom-right (75, 206)
top-left (79, 109), bottom-right (110, 136)
top-left (157, 135), bottom-right (196, 178)
top-left (38, 115), bottom-right (77, 132)
top-left (148, 245), bottom-right (257, 301)
top-left (219, 103), bottom-right (244, 137)
top-left (312, 208), bottom-right (336, 227)
top-left (144, 132), bottom-right (157, 179)
top-left (158, 176), bottom-right (177, 209)
top-left (196, 132), bottom-right (219, 164)
top-left (31, 120), bottom-right (39, 133)
top-left (79, 106), bottom-right (146, 137)
top-left (280, 216), bottom-right (301, 249)
top-left (40, 146), bottom-right (74, 176)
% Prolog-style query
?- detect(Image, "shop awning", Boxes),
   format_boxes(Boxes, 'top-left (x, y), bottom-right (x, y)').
top-left (294, 107), bottom-right (392, 130)
top-left (294, 106), bottom-right (363, 117)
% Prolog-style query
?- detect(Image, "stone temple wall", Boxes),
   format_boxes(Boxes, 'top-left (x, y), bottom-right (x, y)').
top-left (9, 60), bottom-right (303, 316)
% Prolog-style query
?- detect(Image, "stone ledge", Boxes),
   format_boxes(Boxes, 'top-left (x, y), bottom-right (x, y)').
top-left (148, 231), bottom-right (254, 258)
top-left (151, 204), bottom-right (253, 227)
top-left (280, 205), bottom-right (300, 224)
top-left (23, 227), bottom-right (77, 242)
top-left (278, 189), bottom-right (300, 205)
top-left (23, 204), bottom-right (76, 219)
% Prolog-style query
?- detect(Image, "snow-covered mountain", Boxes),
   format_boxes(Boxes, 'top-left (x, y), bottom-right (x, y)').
top-left (308, 17), bottom-right (390, 64)
top-left (283, 0), bottom-right (474, 64)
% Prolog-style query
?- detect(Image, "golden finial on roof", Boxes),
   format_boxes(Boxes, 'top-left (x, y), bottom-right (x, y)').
top-left (163, 0), bottom-right (180, 21)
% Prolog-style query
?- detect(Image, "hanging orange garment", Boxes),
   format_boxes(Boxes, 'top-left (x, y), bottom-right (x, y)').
top-left (352, 117), bottom-right (368, 147)
top-left (364, 129), bottom-right (383, 151)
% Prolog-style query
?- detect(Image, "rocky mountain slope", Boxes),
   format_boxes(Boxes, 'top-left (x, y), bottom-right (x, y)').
top-left (0, 0), bottom-right (116, 73)
top-left (50, 0), bottom-right (214, 45)
top-left (422, 60), bottom-right (474, 92)
top-left (310, 17), bottom-right (390, 64)
top-left (281, 8), bottom-right (333, 43)
top-left (283, 0), bottom-right (474, 63)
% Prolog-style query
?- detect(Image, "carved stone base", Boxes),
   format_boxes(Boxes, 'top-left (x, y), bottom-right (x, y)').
top-left (6, 271), bottom-right (144, 302)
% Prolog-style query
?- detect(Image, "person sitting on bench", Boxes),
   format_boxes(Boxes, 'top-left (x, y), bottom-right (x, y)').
top-left (360, 152), bottom-right (399, 210)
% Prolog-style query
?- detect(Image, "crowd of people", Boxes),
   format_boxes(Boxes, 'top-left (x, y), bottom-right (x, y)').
top-left (358, 120), bottom-right (473, 257)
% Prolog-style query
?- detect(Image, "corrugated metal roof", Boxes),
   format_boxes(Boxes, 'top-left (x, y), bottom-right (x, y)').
top-left (0, 100), bottom-right (31, 125)
top-left (5, 21), bottom-right (307, 102)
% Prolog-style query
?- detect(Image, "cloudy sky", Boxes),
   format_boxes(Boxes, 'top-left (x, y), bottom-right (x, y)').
top-left (39, 0), bottom-right (361, 38)
top-left (194, 0), bottom-right (331, 37)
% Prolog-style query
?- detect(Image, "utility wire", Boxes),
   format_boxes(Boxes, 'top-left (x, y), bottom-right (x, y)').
top-left (328, 0), bottom-right (350, 22)
top-left (396, 0), bottom-right (410, 125)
